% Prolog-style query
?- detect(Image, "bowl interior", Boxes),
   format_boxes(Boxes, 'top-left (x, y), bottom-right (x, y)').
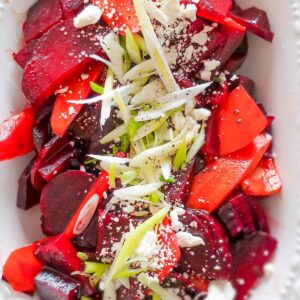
top-left (0, 0), bottom-right (300, 299)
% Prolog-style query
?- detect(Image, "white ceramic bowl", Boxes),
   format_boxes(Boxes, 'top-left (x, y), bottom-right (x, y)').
top-left (0, 0), bottom-right (300, 299)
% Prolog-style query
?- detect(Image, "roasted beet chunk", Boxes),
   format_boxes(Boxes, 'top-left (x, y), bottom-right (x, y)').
top-left (96, 211), bottom-right (130, 263)
top-left (161, 160), bottom-right (194, 206)
top-left (178, 209), bottom-right (232, 280)
top-left (75, 213), bottom-right (98, 249)
top-left (230, 6), bottom-right (274, 42)
top-left (35, 234), bottom-right (83, 275)
top-left (13, 39), bottom-right (38, 68)
top-left (232, 232), bottom-right (277, 300)
top-left (23, 0), bottom-right (63, 43)
top-left (40, 170), bottom-right (95, 235)
top-left (17, 159), bottom-right (40, 210)
top-left (35, 267), bottom-right (80, 300)
top-left (59, 0), bottom-right (84, 18)
top-left (117, 277), bottom-right (146, 300)
top-left (22, 20), bottom-right (108, 106)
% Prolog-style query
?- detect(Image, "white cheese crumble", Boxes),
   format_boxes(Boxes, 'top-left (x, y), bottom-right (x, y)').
top-left (175, 231), bottom-right (204, 248)
top-left (264, 263), bottom-right (275, 276)
top-left (206, 280), bottom-right (236, 300)
top-left (134, 231), bottom-right (160, 261)
top-left (191, 108), bottom-right (211, 121)
top-left (74, 5), bottom-right (102, 29)
top-left (204, 59), bottom-right (221, 72)
top-left (170, 207), bottom-right (185, 232)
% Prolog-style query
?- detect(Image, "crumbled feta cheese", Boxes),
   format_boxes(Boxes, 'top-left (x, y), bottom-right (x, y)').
top-left (55, 86), bottom-right (69, 95)
top-left (191, 108), bottom-right (211, 121)
top-left (192, 32), bottom-right (209, 45)
top-left (172, 111), bottom-right (186, 131)
top-left (204, 59), bottom-right (221, 72)
top-left (170, 207), bottom-right (185, 232)
top-left (206, 280), bottom-right (236, 300)
top-left (200, 70), bottom-right (212, 81)
top-left (161, 0), bottom-right (182, 22)
top-left (74, 5), bottom-right (102, 29)
top-left (264, 263), bottom-right (275, 276)
top-left (175, 231), bottom-right (205, 247)
top-left (181, 4), bottom-right (197, 22)
top-left (81, 73), bottom-right (89, 80)
top-left (134, 231), bottom-right (160, 260)
top-left (68, 106), bottom-right (76, 115)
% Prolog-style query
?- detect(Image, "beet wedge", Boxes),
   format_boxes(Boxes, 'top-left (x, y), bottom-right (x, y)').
top-left (13, 39), bottom-right (38, 68)
top-left (22, 20), bottom-right (108, 106)
top-left (59, 0), bottom-right (84, 19)
top-left (23, 0), bottom-right (62, 43)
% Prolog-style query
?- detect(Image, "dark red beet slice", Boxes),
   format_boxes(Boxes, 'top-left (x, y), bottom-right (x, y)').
top-left (35, 267), bottom-right (80, 300)
top-left (35, 234), bottom-right (83, 275)
top-left (32, 120), bottom-right (51, 152)
top-left (13, 39), bottom-right (38, 68)
top-left (161, 160), bottom-right (194, 206)
top-left (232, 232), bottom-right (277, 300)
top-left (245, 197), bottom-right (270, 233)
top-left (75, 213), bottom-right (98, 249)
top-left (16, 159), bottom-right (40, 210)
top-left (194, 210), bottom-right (233, 279)
top-left (197, 82), bottom-right (230, 107)
top-left (40, 170), bottom-right (95, 235)
top-left (38, 145), bottom-right (77, 182)
top-left (222, 36), bottom-right (248, 73)
top-left (59, 0), bottom-right (84, 18)
top-left (178, 209), bottom-right (232, 280)
top-left (96, 211), bottom-right (130, 262)
top-left (31, 135), bottom-right (70, 190)
top-left (230, 6), bottom-right (274, 42)
top-left (23, 0), bottom-right (63, 43)
top-left (22, 20), bottom-right (107, 106)
top-left (117, 277), bottom-right (146, 300)
top-left (230, 75), bottom-right (255, 95)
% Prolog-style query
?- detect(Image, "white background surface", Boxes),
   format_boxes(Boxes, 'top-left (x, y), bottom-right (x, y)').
top-left (0, 0), bottom-right (300, 299)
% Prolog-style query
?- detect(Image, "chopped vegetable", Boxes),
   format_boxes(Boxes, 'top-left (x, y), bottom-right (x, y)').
top-left (241, 157), bottom-right (282, 196)
top-left (187, 134), bottom-right (272, 212)
top-left (109, 163), bottom-right (116, 188)
top-left (90, 81), bottom-right (104, 94)
top-left (173, 138), bottom-right (187, 171)
top-left (126, 27), bottom-right (142, 64)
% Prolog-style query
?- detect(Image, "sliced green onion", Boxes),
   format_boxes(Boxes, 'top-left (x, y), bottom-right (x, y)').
top-left (126, 28), bottom-right (142, 64)
top-left (159, 175), bottom-right (175, 183)
top-left (173, 137), bottom-right (187, 171)
top-left (138, 273), bottom-right (180, 300)
top-left (113, 268), bottom-right (145, 279)
top-left (100, 123), bottom-right (128, 144)
top-left (115, 92), bottom-right (131, 124)
top-left (100, 68), bottom-right (114, 126)
top-left (84, 158), bottom-right (97, 165)
top-left (120, 134), bottom-right (130, 153)
top-left (119, 36), bottom-right (132, 73)
top-left (150, 193), bottom-right (160, 203)
top-left (90, 82), bottom-right (104, 95)
top-left (186, 125), bottom-right (205, 162)
top-left (123, 59), bottom-right (156, 82)
top-left (120, 170), bottom-right (139, 185)
top-left (109, 163), bottom-right (116, 188)
top-left (105, 207), bottom-right (170, 285)
top-left (127, 118), bottom-right (144, 140)
top-left (133, 34), bottom-right (148, 54)
top-left (81, 297), bottom-right (92, 300)
top-left (77, 252), bottom-right (88, 261)
top-left (152, 293), bottom-right (161, 300)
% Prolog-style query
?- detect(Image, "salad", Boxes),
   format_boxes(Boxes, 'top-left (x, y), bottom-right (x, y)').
top-left (0, 0), bottom-right (282, 299)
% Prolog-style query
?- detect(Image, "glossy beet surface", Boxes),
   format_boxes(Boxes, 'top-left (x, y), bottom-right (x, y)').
top-left (40, 170), bottom-right (95, 235)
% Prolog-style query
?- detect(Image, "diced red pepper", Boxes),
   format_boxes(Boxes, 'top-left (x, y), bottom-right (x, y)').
top-left (50, 62), bottom-right (105, 137)
top-left (187, 133), bottom-right (272, 212)
top-left (190, 275), bottom-right (209, 293)
top-left (241, 157), bottom-right (282, 196)
top-left (218, 86), bottom-right (269, 156)
top-left (0, 109), bottom-right (35, 161)
top-left (91, 0), bottom-right (140, 34)
top-left (64, 171), bottom-right (109, 239)
top-left (157, 218), bottom-right (181, 282)
top-left (116, 151), bottom-right (127, 158)
top-left (3, 243), bottom-right (43, 292)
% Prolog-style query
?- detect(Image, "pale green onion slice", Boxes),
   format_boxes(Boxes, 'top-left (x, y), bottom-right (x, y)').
top-left (143, 1), bottom-right (170, 26)
top-left (84, 262), bottom-right (109, 276)
top-left (113, 182), bottom-right (164, 200)
top-left (123, 59), bottom-right (156, 82)
top-left (103, 282), bottom-right (117, 300)
top-left (115, 92), bottom-right (131, 124)
top-left (90, 82), bottom-right (104, 94)
top-left (161, 158), bottom-right (172, 179)
top-left (126, 28), bottom-right (142, 64)
top-left (131, 79), bottom-right (166, 106)
top-left (152, 292), bottom-right (161, 300)
top-left (88, 155), bottom-right (130, 165)
top-left (186, 125), bottom-right (205, 162)
top-left (113, 268), bottom-right (145, 279)
top-left (109, 163), bottom-right (116, 188)
top-left (138, 273), bottom-right (181, 300)
top-left (100, 68), bottom-right (114, 126)
top-left (133, 0), bottom-right (178, 92)
top-left (104, 207), bottom-right (170, 285)
top-left (173, 137), bottom-right (187, 171)
top-left (133, 34), bottom-right (148, 54)
top-left (100, 124), bottom-right (127, 144)
top-left (120, 170), bottom-right (139, 185)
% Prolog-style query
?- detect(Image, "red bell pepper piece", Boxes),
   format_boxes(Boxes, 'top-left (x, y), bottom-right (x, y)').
top-left (3, 243), bottom-right (43, 292)
top-left (91, 0), bottom-right (140, 34)
top-left (218, 86), bottom-right (269, 156)
top-left (51, 62), bottom-right (105, 137)
top-left (187, 133), bottom-right (272, 212)
top-left (241, 157), bottom-right (282, 196)
top-left (64, 171), bottom-right (109, 239)
top-left (157, 218), bottom-right (181, 282)
top-left (190, 275), bottom-right (209, 292)
top-left (0, 109), bottom-right (35, 161)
